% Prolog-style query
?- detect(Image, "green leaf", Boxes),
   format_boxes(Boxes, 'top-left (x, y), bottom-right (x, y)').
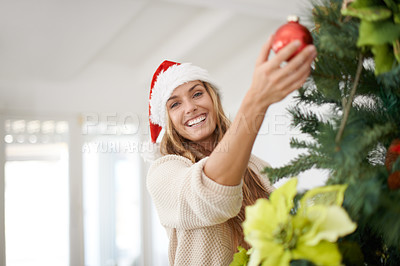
top-left (291, 241), bottom-right (342, 266)
top-left (351, 0), bottom-right (385, 9)
top-left (290, 260), bottom-right (315, 266)
top-left (230, 246), bottom-right (250, 266)
top-left (300, 205), bottom-right (357, 246)
top-left (338, 241), bottom-right (364, 266)
top-left (269, 178), bottom-right (298, 219)
top-left (383, 0), bottom-right (399, 13)
top-left (394, 39), bottom-right (400, 62)
top-left (395, 11), bottom-right (400, 23)
top-left (341, 7), bottom-right (392, 21)
top-left (357, 19), bottom-right (400, 46)
top-left (372, 44), bottom-right (396, 74)
top-left (299, 184), bottom-right (347, 208)
top-left (260, 250), bottom-right (291, 266)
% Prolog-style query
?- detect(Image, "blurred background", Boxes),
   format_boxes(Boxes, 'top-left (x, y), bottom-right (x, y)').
top-left (0, 0), bottom-right (327, 265)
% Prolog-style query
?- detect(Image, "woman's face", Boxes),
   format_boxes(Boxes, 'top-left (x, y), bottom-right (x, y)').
top-left (166, 80), bottom-right (217, 145)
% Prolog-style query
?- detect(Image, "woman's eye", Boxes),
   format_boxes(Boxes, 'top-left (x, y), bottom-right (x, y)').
top-left (193, 92), bottom-right (203, 98)
top-left (170, 102), bottom-right (179, 109)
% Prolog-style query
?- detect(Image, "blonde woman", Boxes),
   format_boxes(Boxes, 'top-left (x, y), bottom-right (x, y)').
top-left (145, 36), bottom-right (316, 265)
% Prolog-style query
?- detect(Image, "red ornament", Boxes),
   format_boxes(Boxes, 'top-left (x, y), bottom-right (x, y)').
top-left (388, 171), bottom-right (400, 190)
top-left (272, 15), bottom-right (313, 60)
top-left (385, 139), bottom-right (400, 172)
top-left (389, 141), bottom-right (400, 154)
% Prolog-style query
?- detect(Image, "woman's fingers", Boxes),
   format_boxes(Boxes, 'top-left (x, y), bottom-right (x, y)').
top-left (250, 40), bottom-right (317, 106)
top-left (284, 45), bottom-right (316, 73)
top-left (266, 40), bottom-right (302, 69)
top-left (255, 35), bottom-right (274, 67)
top-left (283, 64), bottom-right (311, 94)
top-left (278, 53), bottom-right (315, 95)
top-left (272, 44), bottom-right (316, 82)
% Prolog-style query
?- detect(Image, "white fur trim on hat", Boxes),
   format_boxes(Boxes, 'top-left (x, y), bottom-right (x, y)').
top-left (149, 63), bottom-right (213, 128)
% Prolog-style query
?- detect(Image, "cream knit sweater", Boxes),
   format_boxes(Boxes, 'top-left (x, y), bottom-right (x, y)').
top-left (146, 154), bottom-right (274, 266)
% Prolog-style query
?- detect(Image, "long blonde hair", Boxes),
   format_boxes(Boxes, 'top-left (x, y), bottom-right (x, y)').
top-left (160, 82), bottom-right (269, 250)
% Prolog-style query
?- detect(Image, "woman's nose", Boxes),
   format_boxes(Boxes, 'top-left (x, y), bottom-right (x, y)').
top-left (184, 100), bottom-right (197, 114)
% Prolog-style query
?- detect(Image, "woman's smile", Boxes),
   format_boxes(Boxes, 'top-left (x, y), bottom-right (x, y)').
top-left (185, 113), bottom-right (207, 127)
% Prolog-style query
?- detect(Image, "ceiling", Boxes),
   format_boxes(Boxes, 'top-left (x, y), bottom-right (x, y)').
top-left (0, 0), bottom-right (311, 118)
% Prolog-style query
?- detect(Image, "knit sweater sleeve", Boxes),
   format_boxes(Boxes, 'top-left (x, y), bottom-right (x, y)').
top-left (146, 154), bottom-right (243, 230)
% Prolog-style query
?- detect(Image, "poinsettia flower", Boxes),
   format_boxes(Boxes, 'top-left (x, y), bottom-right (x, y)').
top-left (296, 183), bottom-right (356, 246)
top-left (242, 178), bottom-right (297, 266)
top-left (240, 178), bottom-right (357, 266)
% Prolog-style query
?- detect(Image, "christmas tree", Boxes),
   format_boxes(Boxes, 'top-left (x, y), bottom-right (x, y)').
top-left (260, 0), bottom-right (400, 264)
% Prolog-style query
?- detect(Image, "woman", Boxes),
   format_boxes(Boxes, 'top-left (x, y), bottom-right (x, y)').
top-left (146, 36), bottom-right (317, 265)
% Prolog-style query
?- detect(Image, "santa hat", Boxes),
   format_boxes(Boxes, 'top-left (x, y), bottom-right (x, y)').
top-left (141, 60), bottom-right (214, 162)
top-left (148, 60), bottom-right (214, 143)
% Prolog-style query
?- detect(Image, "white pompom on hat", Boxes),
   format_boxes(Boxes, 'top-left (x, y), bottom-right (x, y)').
top-left (148, 60), bottom-right (214, 144)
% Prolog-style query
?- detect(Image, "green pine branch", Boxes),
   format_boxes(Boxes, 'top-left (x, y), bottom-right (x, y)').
top-left (262, 153), bottom-right (329, 183)
top-left (261, 0), bottom-right (400, 263)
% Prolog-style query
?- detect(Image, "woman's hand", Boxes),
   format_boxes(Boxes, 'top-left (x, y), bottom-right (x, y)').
top-left (249, 35), bottom-right (317, 110)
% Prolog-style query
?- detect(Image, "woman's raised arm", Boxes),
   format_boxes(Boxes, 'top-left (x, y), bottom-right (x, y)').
top-left (203, 35), bottom-right (317, 186)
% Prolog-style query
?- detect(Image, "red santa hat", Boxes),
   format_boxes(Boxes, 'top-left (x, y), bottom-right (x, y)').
top-left (148, 60), bottom-right (214, 143)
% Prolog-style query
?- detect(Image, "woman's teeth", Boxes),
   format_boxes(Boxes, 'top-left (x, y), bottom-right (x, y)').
top-left (187, 115), bottom-right (206, 127)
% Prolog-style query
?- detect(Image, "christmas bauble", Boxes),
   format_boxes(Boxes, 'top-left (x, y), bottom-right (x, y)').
top-left (388, 171), bottom-right (400, 190)
top-left (385, 139), bottom-right (400, 172)
top-left (272, 15), bottom-right (313, 60)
